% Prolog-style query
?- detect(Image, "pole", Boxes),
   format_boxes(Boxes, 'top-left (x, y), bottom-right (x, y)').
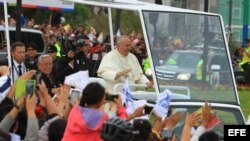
top-left (228, 0), bottom-right (233, 45)
top-left (16, 0), bottom-right (22, 41)
top-left (3, 0), bottom-right (13, 84)
top-left (204, 0), bottom-right (209, 12)
top-left (108, 8), bottom-right (114, 50)
top-left (155, 0), bottom-right (162, 5)
top-left (114, 9), bottom-right (121, 34)
top-left (243, 0), bottom-right (249, 47)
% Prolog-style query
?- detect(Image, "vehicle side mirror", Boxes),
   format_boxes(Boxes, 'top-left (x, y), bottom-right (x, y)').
top-left (159, 60), bottom-right (164, 65)
top-left (211, 64), bottom-right (221, 70)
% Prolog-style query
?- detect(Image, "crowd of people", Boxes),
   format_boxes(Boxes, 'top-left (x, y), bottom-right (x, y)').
top-left (0, 15), bottom-right (222, 141)
top-left (0, 67), bottom-right (220, 141)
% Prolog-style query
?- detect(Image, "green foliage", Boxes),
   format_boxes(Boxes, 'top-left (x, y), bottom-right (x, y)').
top-left (238, 90), bottom-right (250, 119)
top-left (65, 4), bottom-right (142, 35)
top-left (228, 33), bottom-right (242, 55)
top-left (63, 4), bottom-right (92, 27)
top-left (118, 10), bottom-right (142, 34)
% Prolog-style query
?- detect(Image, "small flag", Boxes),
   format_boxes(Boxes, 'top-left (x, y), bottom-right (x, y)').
top-left (97, 32), bottom-right (104, 43)
top-left (154, 89), bottom-right (172, 119)
top-left (121, 78), bottom-right (134, 109)
top-left (116, 29), bottom-right (121, 37)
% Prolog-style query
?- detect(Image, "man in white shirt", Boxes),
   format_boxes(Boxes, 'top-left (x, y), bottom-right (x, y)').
top-left (11, 42), bottom-right (34, 82)
top-left (97, 35), bottom-right (153, 93)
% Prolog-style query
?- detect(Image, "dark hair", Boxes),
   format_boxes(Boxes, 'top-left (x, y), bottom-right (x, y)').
top-left (198, 131), bottom-right (219, 141)
top-left (27, 42), bottom-right (37, 50)
top-left (48, 119), bottom-right (67, 141)
top-left (132, 119), bottom-right (152, 141)
top-left (11, 42), bottom-right (25, 52)
top-left (79, 82), bottom-right (105, 107)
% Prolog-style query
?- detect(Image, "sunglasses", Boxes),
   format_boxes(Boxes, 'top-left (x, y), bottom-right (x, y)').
top-left (47, 51), bottom-right (55, 53)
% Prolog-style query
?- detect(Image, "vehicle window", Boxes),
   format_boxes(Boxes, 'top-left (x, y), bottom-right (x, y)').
top-left (9, 31), bottom-right (45, 52)
top-left (165, 52), bottom-right (201, 68)
top-left (0, 31), bottom-right (7, 60)
top-left (0, 31), bottom-right (6, 50)
top-left (143, 11), bottom-right (237, 104)
top-left (0, 29), bottom-right (45, 60)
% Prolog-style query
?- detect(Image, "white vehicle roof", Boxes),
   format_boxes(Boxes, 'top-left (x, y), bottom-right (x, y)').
top-left (0, 25), bottom-right (43, 34)
top-left (68, 0), bottom-right (218, 16)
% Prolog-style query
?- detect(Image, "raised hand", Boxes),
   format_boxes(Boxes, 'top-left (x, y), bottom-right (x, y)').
top-left (164, 111), bottom-right (182, 129)
top-left (0, 66), bottom-right (10, 76)
top-left (202, 101), bottom-right (216, 128)
top-left (19, 70), bottom-right (36, 80)
top-left (25, 93), bottom-right (37, 118)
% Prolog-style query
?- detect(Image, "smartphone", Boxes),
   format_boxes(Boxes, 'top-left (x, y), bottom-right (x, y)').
top-left (105, 94), bottom-right (119, 101)
top-left (144, 105), bottom-right (153, 115)
top-left (161, 129), bottom-right (174, 138)
top-left (70, 89), bottom-right (81, 104)
top-left (26, 79), bottom-right (36, 97)
top-left (33, 71), bottom-right (42, 84)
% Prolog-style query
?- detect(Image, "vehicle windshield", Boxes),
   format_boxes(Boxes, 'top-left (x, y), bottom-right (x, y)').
top-left (164, 51), bottom-right (201, 68)
top-left (169, 105), bottom-right (245, 140)
top-left (143, 11), bottom-right (237, 104)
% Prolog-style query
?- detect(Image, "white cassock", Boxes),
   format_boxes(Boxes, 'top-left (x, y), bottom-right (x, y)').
top-left (97, 49), bottom-right (149, 94)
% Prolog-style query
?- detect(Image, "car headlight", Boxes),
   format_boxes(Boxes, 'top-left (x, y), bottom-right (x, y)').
top-left (177, 73), bottom-right (191, 80)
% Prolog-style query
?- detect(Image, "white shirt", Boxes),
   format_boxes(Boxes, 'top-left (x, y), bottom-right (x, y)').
top-left (12, 60), bottom-right (26, 82)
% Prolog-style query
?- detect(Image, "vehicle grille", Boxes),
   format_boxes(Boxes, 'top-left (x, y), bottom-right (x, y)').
top-left (155, 70), bottom-right (176, 80)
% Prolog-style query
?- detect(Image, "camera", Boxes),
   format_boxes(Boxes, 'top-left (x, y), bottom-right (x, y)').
top-left (76, 38), bottom-right (85, 47)
top-left (144, 105), bottom-right (153, 115)
top-left (105, 94), bottom-right (119, 101)
top-left (61, 35), bottom-right (77, 54)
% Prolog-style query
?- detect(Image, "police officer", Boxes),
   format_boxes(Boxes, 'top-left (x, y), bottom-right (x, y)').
top-left (240, 39), bottom-right (250, 84)
top-left (74, 36), bottom-right (91, 72)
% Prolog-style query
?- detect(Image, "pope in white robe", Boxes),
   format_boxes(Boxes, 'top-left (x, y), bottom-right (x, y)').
top-left (97, 35), bottom-right (152, 93)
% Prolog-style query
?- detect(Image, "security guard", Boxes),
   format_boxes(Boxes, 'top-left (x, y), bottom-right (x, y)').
top-left (240, 38), bottom-right (250, 84)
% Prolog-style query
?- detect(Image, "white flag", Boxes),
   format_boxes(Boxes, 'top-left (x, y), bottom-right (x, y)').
top-left (154, 89), bottom-right (172, 119)
top-left (121, 79), bottom-right (148, 119)
top-left (116, 29), bottom-right (121, 37)
top-left (97, 32), bottom-right (104, 43)
top-left (64, 71), bottom-right (90, 90)
top-left (121, 78), bottom-right (134, 108)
